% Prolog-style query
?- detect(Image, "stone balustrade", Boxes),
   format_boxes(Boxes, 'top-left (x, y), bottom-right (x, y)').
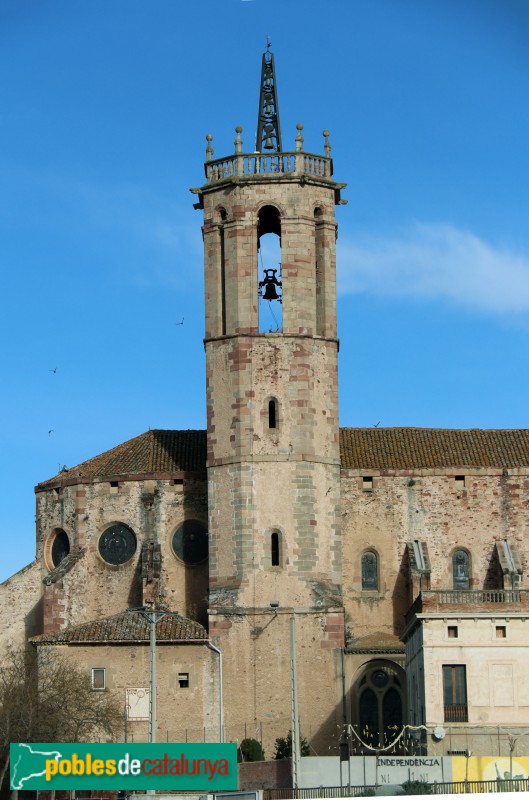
top-left (407, 588), bottom-right (527, 620)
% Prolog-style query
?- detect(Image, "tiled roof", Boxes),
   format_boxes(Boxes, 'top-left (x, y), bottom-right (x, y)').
top-left (37, 427), bottom-right (529, 489)
top-left (340, 427), bottom-right (529, 471)
top-left (30, 609), bottom-right (208, 645)
top-left (37, 429), bottom-right (206, 488)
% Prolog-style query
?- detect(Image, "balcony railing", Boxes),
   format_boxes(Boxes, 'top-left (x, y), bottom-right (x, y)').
top-left (444, 703), bottom-right (468, 723)
top-left (407, 589), bottom-right (526, 621)
top-left (205, 152), bottom-right (333, 183)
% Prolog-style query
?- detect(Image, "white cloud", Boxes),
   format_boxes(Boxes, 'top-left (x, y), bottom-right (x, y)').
top-left (337, 223), bottom-right (529, 314)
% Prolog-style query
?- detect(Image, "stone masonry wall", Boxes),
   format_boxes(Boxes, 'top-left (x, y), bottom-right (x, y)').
top-left (341, 468), bottom-right (529, 641)
top-left (35, 474), bottom-right (208, 632)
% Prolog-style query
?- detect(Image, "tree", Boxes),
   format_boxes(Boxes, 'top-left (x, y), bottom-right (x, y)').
top-left (237, 737), bottom-right (265, 762)
top-left (273, 730), bottom-right (311, 759)
top-left (0, 647), bottom-right (122, 792)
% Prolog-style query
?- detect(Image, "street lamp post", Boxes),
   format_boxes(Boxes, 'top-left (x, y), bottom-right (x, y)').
top-left (129, 606), bottom-right (170, 743)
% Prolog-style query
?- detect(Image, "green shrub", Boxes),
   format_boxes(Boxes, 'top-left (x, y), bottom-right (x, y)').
top-left (237, 737), bottom-right (265, 762)
top-left (273, 730), bottom-right (311, 759)
top-left (398, 779), bottom-right (433, 795)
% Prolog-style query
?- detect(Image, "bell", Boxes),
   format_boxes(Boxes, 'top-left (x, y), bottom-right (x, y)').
top-left (263, 283), bottom-right (279, 301)
top-left (264, 136), bottom-right (274, 149)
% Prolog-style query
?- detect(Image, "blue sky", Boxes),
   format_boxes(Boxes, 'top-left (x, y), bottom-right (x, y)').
top-left (1, 0), bottom-right (528, 582)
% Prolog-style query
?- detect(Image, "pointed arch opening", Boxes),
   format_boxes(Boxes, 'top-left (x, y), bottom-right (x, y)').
top-left (361, 550), bottom-right (379, 591)
top-left (351, 661), bottom-right (407, 753)
top-left (452, 548), bottom-right (471, 590)
top-left (258, 205), bottom-right (282, 333)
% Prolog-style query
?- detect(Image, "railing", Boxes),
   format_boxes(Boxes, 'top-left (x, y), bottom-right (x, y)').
top-left (407, 589), bottom-right (525, 620)
top-left (264, 788), bottom-right (377, 800)
top-left (444, 703), bottom-right (469, 723)
top-left (431, 778), bottom-right (529, 793)
top-left (205, 152), bottom-right (332, 182)
top-left (435, 589), bottom-right (522, 605)
top-left (264, 781), bottom-right (529, 799)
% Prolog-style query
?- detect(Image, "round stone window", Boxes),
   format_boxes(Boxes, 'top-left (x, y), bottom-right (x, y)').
top-left (51, 529), bottom-right (70, 568)
top-left (98, 524), bottom-right (137, 565)
top-left (172, 520), bottom-right (208, 565)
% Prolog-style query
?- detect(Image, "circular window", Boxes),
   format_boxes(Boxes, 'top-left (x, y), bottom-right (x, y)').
top-left (372, 669), bottom-right (389, 689)
top-left (98, 524), bottom-right (137, 565)
top-left (51, 529), bottom-right (70, 568)
top-left (172, 520), bottom-right (208, 565)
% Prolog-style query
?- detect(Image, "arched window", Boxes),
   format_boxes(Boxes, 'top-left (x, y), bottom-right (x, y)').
top-left (51, 529), bottom-right (70, 568)
top-left (354, 664), bottom-right (405, 751)
top-left (361, 551), bottom-right (378, 591)
top-left (268, 399), bottom-right (277, 429)
top-left (271, 531), bottom-right (280, 566)
top-left (453, 549), bottom-right (470, 590)
top-left (257, 206), bottom-right (282, 333)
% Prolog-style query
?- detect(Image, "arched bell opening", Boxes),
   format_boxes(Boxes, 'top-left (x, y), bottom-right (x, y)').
top-left (257, 205), bottom-right (282, 333)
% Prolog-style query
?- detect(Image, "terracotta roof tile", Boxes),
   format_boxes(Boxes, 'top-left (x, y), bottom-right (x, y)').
top-left (36, 427), bottom-right (529, 489)
top-left (30, 609), bottom-right (208, 645)
top-left (340, 427), bottom-right (529, 471)
top-left (37, 429), bottom-right (206, 488)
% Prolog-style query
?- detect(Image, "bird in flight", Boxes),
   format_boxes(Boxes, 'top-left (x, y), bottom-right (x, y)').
top-left (49, 367), bottom-right (57, 374)
top-left (48, 429), bottom-right (54, 436)
top-left (175, 318), bottom-right (184, 326)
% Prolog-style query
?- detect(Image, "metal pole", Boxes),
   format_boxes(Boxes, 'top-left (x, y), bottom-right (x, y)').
top-left (290, 615), bottom-right (301, 789)
top-left (207, 641), bottom-right (224, 743)
top-left (149, 611), bottom-right (157, 744)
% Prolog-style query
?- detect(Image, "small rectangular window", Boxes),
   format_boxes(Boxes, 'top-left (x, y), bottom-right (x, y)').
top-left (455, 475), bottom-right (465, 488)
top-left (496, 625), bottom-right (507, 638)
top-left (178, 672), bottom-right (189, 689)
top-left (362, 476), bottom-right (373, 491)
top-left (173, 478), bottom-right (184, 486)
top-left (447, 626), bottom-right (458, 639)
top-left (91, 668), bottom-right (106, 691)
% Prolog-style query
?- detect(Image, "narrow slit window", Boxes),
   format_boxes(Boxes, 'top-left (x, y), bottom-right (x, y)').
top-left (268, 399), bottom-right (277, 429)
top-left (271, 532), bottom-right (280, 566)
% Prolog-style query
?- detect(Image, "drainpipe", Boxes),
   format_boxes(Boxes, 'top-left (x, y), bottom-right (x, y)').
top-left (207, 641), bottom-right (224, 743)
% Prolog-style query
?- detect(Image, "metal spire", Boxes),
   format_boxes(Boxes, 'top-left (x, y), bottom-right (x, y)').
top-left (256, 37), bottom-right (282, 152)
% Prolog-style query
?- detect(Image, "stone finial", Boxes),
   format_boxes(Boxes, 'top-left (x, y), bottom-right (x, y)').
top-left (295, 123), bottom-right (304, 152)
top-left (234, 126), bottom-right (243, 154)
top-left (323, 130), bottom-right (331, 158)
top-left (206, 133), bottom-right (214, 162)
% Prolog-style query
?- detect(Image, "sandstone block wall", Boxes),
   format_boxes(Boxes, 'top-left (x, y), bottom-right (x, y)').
top-left (341, 468), bottom-right (529, 640)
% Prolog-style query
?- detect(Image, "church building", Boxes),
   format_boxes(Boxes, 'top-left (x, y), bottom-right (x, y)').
top-left (1, 47), bottom-right (529, 761)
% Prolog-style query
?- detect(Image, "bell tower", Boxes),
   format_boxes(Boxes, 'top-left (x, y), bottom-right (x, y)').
top-left (192, 45), bottom-right (346, 751)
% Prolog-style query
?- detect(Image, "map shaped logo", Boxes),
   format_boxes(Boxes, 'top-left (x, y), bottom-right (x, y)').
top-left (11, 743), bottom-right (63, 789)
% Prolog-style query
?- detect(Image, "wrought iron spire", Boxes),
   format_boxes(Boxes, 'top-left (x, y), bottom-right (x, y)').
top-left (256, 37), bottom-right (282, 152)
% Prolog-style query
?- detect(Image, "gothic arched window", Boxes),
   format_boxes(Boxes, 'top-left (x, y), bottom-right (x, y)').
top-left (362, 551), bottom-right (378, 591)
top-left (452, 549), bottom-right (470, 590)
top-left (354, 664), bottom-right (405, 751)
